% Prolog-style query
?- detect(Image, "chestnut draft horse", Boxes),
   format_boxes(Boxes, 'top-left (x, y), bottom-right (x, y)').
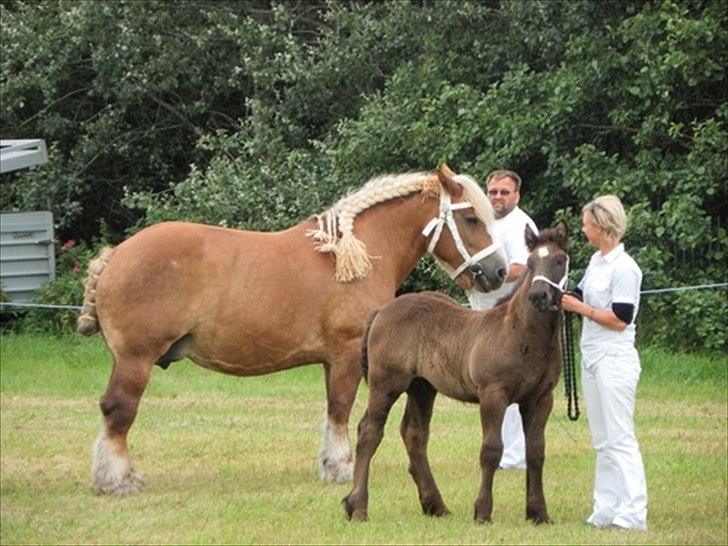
top-left (78, 165), bottom-right (507, 495)
top-left (343, 223), bottom-right (569, 524)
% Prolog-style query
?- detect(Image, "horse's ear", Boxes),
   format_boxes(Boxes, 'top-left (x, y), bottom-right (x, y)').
top-left (437, 164), bottom-right (464, 199)
top-left (554, 220), bottom-right (568, 246)
top-left (525, 224), bottom-right (539, 251)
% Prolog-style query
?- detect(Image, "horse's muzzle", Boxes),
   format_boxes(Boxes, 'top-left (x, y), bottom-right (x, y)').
top-left (529, 287), bottom-right (562, 312)
top-left (469, 258), bottom-right (507, 293)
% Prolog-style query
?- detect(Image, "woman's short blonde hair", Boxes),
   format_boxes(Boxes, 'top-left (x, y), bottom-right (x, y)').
top-left (582, 195), bottom-right (627, 242)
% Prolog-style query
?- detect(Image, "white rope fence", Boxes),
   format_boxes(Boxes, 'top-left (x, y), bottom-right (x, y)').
top-left (1, 283), bottom-right (725, 313)
top-left (639, 282), bottom-right (727, 296)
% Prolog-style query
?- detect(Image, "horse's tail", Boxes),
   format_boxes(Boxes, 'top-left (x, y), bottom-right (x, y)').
top-left (360, 309), bottom-right (380, 384)
top-left (77, 246), bottom-right (116, 336)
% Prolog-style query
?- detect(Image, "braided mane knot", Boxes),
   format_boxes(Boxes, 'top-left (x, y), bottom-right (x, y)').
top-left (306, 172), bottom-right (440, 282)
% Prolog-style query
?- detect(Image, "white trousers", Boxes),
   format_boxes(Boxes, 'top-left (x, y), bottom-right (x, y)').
top-left (499, 403), bottom-right (526, 469)
top-left (582, 347), bottom-right (647, 530)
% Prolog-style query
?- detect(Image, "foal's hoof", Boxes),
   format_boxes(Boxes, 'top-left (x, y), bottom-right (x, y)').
top-left (527, 512), bottom-right (553, 525)
top-left (342, 495), bottom-right (368, 521)
top-left (473, 510), bottom-right (492, 525)
top-left (422, 500), bottom-right (450, 517)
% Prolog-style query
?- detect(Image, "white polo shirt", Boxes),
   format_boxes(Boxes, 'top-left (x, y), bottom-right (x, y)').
top-left (578, 243), bottom-right (642, 368)
top-left (468, 206), bottom-right (538, 309)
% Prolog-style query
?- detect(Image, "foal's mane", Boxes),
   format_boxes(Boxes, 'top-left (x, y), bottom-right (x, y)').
top-left (307, 171), bottom-right (494, 282)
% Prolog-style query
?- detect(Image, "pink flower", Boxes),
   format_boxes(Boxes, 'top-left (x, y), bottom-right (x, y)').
top-left (60, 239), bottom-right (76, 252)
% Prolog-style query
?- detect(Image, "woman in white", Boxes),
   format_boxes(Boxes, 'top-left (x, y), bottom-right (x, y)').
top-left (561, 195), bottom-right (647, 531)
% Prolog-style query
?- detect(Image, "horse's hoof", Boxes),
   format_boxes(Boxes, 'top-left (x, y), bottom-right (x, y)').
top-left (422, 500), bottom-right (450, 517)
top-left (527, 513), bottom-right (553, 525)
top-left (319, 456), bottom-right (353, 484)
top-left (91, 469), bottom-right (145, 496)
top-left (342, 495), bottom-right (368, 521)
top-left (473, 509), bottom-right (492, 524)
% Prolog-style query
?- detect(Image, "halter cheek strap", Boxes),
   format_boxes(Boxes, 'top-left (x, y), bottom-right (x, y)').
top-left (421, 192), bottom-right (501, 280)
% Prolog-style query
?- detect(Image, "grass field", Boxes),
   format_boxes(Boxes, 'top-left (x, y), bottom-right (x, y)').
top-left (0, 333), bottom-right (726, 545)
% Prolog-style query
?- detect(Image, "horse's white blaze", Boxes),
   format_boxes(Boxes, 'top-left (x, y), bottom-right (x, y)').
top-left (537, 247), bottom-right (550, 258)
top-left (91, 429), bottom-right (143, 495)
top-left (318, 414), bottom-right (353, 483)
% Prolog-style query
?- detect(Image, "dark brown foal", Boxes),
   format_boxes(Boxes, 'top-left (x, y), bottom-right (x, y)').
top-left (344, 223), bottom-right (569, 524)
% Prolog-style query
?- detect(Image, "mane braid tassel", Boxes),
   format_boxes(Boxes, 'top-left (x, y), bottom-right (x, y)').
top-left (307, 172), bottom-right (438, 282)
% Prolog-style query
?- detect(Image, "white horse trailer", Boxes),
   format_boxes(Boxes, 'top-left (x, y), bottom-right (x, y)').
top-left (1, 140), bottom-right (54, 303)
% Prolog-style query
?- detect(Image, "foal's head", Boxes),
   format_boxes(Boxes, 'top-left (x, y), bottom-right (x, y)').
top-left (428, 165), bottom-right (507, 293)
top-left (524, 222), bottom-right (569, 312)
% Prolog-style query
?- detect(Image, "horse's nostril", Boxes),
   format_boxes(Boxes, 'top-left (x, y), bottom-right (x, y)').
top-left (497, 267), bottom-right (507, 280)
top-left (469, 263), bottom-right (484, 276)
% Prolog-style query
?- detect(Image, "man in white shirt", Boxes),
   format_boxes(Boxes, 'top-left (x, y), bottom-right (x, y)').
top-left (468, 169), bottom-right (538, 470)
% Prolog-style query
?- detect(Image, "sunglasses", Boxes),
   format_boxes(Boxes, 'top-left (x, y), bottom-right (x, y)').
top-left (487, 189), bottom-right (513, 197)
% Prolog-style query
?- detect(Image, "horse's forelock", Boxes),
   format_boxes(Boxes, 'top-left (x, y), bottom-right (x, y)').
top-left (536, 226), bottom-right (568, 251)
top-left (452, 174), bottom-right (495, 229)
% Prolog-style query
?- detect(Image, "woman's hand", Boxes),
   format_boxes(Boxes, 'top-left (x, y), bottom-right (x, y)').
top-left (561, 293), bottom-right (584, 314)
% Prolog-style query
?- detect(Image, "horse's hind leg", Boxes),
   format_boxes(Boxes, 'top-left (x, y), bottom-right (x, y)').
top-left (400, 378), bottom-right (449, 517)
top-left (91, 352), bottom-right (153, 495)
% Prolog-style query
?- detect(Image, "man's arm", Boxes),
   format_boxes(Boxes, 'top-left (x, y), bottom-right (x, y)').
top-left (506, 263), bottom-right (526, 283)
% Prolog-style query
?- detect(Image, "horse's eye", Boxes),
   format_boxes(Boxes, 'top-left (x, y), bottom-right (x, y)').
top-left (465, 216), bottom-right (479, 226)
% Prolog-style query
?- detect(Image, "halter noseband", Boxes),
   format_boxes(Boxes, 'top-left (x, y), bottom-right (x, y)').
top-left (531, 254), bottom-right (570, 292)
top-left (421, 191), bottom-right (501, 280)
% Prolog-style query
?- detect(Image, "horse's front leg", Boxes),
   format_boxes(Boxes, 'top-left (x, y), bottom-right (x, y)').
top-left (521, 392), bottom-right (554, 524)
top-left (473, 388), bottom-right (509, 523)
top-left (343, 385), bottom-right (401, 521)
top-left (400, 378), bottom-right (449, 517)
top-left (319, 343), bottom-right (362, 483)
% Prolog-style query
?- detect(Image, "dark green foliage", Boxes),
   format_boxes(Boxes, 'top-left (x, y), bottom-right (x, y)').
top-left (2, 0), bottom-right (725, 351)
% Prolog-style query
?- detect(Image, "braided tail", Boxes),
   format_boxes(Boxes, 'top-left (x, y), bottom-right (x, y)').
top-left (76, 246), bottom-right (116, 336)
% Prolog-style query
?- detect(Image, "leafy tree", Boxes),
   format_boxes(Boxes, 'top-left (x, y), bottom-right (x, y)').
top-left (2, 0), bottom-right (725, 351)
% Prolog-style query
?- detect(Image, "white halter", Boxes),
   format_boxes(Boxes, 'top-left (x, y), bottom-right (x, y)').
top-left (421, 191), bottom-right (501, 280)
top-left (531, 254), bottom-right (570, 292)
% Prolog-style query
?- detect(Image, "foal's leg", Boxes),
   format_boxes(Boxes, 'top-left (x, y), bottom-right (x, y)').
top-left (319, 344), bottom-right (362, 483)
top-left (343, 384), bottom-right (404, 521)
top-left (521, 392), bottom-right (554, 524)
top-left (473, 387), bottom-right (509, 523)
top-left (91, 351), bottom-right (153, 495)
top-left (400, 378), bottom-right (449, 517)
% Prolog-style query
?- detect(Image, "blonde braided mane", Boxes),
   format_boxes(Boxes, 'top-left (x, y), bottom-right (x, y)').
top-left (306, 172), bottom-right (441, 282)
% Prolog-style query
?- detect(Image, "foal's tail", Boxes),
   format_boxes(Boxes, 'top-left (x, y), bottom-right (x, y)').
top-left (360, 309), bottom-right (380, 384)
top-left (77, 246), bottom-right (116, 336)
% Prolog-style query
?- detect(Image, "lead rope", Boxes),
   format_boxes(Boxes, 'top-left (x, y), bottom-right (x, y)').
top-left (561, 310), bottom-right (580, 421)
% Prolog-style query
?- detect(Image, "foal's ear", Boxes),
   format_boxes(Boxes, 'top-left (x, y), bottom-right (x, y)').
top-left (437, 163), bottom-right (464, 199)
top-left (554, 220), bottom-right (568, 243)
top-left (525, 224), bottom-right (539, 251)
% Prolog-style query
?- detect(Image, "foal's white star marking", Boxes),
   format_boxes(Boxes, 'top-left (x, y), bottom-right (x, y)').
top-left (537, 247), bottom-right (550, 258)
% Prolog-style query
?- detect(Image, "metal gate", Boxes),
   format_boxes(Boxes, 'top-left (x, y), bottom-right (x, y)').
top-left (0, 211), bottom-right (56, 302)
